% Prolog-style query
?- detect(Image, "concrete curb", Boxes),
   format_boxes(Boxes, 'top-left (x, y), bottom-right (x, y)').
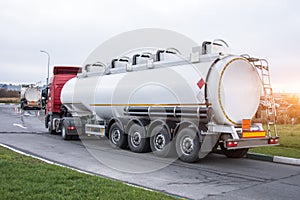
top-left (247, 152), bottom-right (300, 166)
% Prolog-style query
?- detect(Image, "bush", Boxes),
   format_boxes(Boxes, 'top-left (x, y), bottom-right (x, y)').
top-left (287, 105), bottom-right (300, 123)
top-left (0, 89), bottom-right (19, 98)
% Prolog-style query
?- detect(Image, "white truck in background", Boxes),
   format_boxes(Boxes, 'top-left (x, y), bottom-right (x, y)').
top-left (20, 84), bottom-right (42, 110)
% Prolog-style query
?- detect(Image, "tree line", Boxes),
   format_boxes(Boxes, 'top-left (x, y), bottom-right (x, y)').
top-left (0, 89), bottom-right (20, 98)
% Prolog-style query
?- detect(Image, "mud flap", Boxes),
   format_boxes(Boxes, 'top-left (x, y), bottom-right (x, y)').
top-left (199, 133), bottom-right (220, 159)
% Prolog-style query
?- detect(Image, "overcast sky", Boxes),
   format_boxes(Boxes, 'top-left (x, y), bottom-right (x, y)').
top-left (0, 0), bottom-right (299, 92)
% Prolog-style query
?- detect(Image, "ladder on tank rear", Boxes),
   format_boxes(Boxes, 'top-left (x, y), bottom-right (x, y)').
top-left (245, 57), bottom-right (278, 138)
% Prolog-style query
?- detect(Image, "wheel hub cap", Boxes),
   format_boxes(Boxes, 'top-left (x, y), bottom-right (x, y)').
top-left (155, 134), bottom-right (166, 150)
top-left (181, 137), bottom-right (194, 155)
top-left (112, 129), bottom-right (120, 144)
top-left (132, 132), bottom-right (141, 147)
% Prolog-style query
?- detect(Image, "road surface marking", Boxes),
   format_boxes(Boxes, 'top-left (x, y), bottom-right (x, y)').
top-left (13, 123), bottom-right (27, 129)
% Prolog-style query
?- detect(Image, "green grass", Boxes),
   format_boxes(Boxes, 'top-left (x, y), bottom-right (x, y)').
top-left (0, 146), bottom-right (176, 200)
top-left (250, 124), bottom-right (300, 159)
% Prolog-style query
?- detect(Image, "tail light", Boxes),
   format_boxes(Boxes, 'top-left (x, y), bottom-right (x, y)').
top-left (67, 126), bottom-right (76, 131)
top-left (268, 137), bottom-right (279, 144)
top-left (226, 141), bottom-right (238, 147)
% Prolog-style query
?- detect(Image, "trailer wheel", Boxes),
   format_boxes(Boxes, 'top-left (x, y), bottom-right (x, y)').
top-left (150, 125), bottom-right (174, 157)
top-left (175, 127), bottom-right (200, 163)
top-left (221, 145), bottom-right (249, 158)
top-left (127, 123), bottom-right (150, 153)
top-left (62, 121), bottom-right (71, 140)
top-left (109, 122), bottom-right (128, 149)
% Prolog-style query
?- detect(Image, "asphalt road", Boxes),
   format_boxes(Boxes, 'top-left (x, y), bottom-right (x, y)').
top-left (0, 104), bottom-right (299, 200)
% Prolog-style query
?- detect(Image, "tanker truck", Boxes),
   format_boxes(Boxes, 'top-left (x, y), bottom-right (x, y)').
top-left (44, 66), bottom-right (82, 135)
top-left (20, 84), bottom-right (42, 110)
top-left (46, 40), bottom-right (279, 163)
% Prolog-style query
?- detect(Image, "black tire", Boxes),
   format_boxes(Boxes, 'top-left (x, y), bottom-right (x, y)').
top-left (127, 123), bottom-right (150, 153)
top-left (45, 115), bottom-right (49, 129)
top-left (175, 127), bottom-right (201, 163)
top-left (150, 125), bottom-right (174, 157)
top-left (48, 114), bottom-right (60, 135)
top-left (72, 135), bottom-right (80, 140)
top-left (62, 121), bottom-right (71, 140)
top-left (221, 144), bottom-right (249, 158)
top-left (48, 115), bottom-right (56, 135)
top-left (109, 122), bottom-right (128, 149)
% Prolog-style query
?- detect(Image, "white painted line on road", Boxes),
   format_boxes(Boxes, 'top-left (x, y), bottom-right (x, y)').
top-left (22, 112), bottom-right (36, 117)
top-left (13, 123), bottom-right (27, 129)
top-left (274, 156), bottom-right (300, 166)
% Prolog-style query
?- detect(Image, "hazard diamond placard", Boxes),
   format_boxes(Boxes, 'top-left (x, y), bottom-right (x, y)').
top-left (197, 78), bottom-right (205, 89)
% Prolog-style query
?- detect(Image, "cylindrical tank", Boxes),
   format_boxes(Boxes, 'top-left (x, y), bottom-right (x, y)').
top-left (25, 87), bottom-right (41, 102)
top-left (21, 87), bottom-right (41, 102)
top-left (61, 55), bottom-right (261, 126)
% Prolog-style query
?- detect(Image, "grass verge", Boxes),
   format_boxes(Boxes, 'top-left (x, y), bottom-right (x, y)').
top-left (250, 124), bottom-right (300, 159)
top-left (0, 146), bottom-right (176, 200)
top-left (0, 97), bottom-right (19, 103)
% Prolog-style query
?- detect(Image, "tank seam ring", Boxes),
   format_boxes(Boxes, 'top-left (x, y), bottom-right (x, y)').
top-left (218, 57), bottom-right (248, 125)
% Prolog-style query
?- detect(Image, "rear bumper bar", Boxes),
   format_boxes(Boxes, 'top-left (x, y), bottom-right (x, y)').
top-left (226, 137), bottom-right (279, 150)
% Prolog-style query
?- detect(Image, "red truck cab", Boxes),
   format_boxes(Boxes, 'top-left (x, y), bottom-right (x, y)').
top-left (44, 66), bottom-right (81, 134)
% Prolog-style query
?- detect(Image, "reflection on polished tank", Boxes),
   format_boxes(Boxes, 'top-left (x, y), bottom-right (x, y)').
top-left (46, 39), bottom-right (279, 163)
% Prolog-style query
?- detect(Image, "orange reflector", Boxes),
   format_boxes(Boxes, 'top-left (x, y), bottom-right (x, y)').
top-left (242, 119), bottom-right (251, 131)
top-left (242, 131), bottom-right (266, 138)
